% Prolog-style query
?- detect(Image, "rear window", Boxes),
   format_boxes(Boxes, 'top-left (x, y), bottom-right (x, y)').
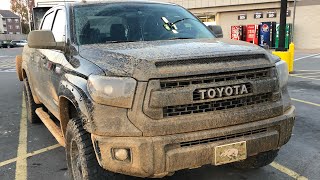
top-left (73, 3), bottom-right (214, 45)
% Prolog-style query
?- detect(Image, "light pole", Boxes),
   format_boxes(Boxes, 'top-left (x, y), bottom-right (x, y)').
top-left (276, 0), bottom-right (288, 51)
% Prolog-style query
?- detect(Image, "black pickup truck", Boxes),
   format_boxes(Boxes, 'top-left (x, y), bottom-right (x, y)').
top-left (16, 1), bottom-right (294, 179)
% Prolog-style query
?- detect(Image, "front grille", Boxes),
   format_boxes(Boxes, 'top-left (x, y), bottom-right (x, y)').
top-left (163, 93), bottom-right (272, 117)
top-left (180, 128), bottom-right (267, 147)
top-left (160, 68), bottom-right (271, 89)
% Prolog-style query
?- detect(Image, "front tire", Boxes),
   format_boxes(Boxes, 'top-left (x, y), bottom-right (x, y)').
top-left (23, 78), bottom-right (41, 123)
top-left (232, 150), bottom-right (279, 169)
top-left (66, 118), bottom-right (125, 180)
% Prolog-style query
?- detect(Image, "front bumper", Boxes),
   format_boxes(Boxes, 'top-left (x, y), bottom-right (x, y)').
top-left (92, 106), bottom-right (295, 178)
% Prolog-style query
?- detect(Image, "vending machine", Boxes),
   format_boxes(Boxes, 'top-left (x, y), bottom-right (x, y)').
top-left (275, 24), bottom-right (292, 49)
top-left (259, 22), bottom-right (277, 48)
top-left (246, 24), bottom-right (259, 45)
top-left (231, 25), bottom-right (246, 41)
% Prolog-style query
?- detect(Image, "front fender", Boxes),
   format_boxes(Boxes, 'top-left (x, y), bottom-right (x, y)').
top-left (59, 74), bottom-right (92, 125)
top-left (60, 73), bottom-right (142, 137)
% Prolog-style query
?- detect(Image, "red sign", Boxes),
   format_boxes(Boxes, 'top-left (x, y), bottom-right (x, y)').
top-left (231, 26), bottom-right (241, 40)
top-left (246, 24), bottom-right (259, 45)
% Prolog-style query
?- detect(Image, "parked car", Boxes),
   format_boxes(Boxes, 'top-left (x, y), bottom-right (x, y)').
top-left (11, 40), bottom-right (28, 47)
top-left (0, 40), bottom-right (14, 48)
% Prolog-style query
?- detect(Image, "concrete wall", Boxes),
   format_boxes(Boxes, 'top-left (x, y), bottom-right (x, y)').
top-left (159, 0), bottom-right (287, 9)
top-left (293, 5), bottom-right (320, 49)
top-left (0, 34), bottom-right (27, 40)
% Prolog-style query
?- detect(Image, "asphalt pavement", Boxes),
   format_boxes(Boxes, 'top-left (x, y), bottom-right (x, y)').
top-left (0, 47), bottom-right (319, 180)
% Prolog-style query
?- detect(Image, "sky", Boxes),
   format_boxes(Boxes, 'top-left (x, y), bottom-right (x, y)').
top-left (0, 0), bottom-right (11, 10)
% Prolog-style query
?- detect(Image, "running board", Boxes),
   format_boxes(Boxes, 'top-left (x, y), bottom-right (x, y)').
top-left (35, 108), bottom-right (66, 147)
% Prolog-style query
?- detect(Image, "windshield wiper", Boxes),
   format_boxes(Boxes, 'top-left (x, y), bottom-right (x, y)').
top-left (171, 18), bottom-right (198, 25)
top-left (161, 17), bottom-right (198, 31)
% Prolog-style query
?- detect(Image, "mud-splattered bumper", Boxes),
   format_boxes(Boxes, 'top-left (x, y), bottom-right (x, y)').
top-left (91, 106), bottom-right (295, 178)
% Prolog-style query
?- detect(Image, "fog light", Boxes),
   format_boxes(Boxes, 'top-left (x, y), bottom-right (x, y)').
top-left (113, 148), bottom-right (130, 161)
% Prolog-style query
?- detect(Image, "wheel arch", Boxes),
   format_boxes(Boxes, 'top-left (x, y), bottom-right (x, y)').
top-left (59, 96), bottom-right (79, 137)
top-left (58, 80), bottom-right (92, 137)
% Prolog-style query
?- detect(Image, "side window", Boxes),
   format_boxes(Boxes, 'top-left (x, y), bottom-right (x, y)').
top-left (52, 10), bottom-right (66, 42)
top-left (41, 12), bottom-right (55, 30)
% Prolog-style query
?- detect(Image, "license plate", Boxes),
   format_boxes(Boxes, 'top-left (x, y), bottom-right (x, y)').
top-left (214, 141), bottom-right (247, 165)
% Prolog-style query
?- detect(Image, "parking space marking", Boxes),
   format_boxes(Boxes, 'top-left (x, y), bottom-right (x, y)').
top-left (294, 53), bottom-right (320, 61)
top-left (0, 144), bottom-right (60, 168)
top-left (15, 95), bottom-right (27, 180)
top-left (270, 162), bottom-right (308, 180)
top-left (292, 72), bottom-right (320, 75)
top-left (290, 75), bottom-right (320, 81)
top-left (297, 75), bottom-right (320, 78)
top-left (0, 56), bottom-right (15, 58)
top-left (292, 98), bottom-right (320, 107)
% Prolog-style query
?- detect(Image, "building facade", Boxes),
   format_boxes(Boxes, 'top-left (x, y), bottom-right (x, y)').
top-left (159, 0), bottom-right (320, 50)
top-left (30, 0), bottom-right (320, 49)
top-left (0, 10), bottom-right (22, 34)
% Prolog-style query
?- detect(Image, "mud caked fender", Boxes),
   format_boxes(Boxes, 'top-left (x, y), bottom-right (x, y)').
top-left (59, 73), bottom-right (142, 137)
top-left (58, 74), bottom-right (93, 132)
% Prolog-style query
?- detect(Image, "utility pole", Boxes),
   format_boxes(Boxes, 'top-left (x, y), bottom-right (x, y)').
top-left (276, 0), bottom-right (288, 51)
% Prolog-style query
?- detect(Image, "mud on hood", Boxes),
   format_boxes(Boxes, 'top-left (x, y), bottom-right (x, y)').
top-left (78, 38), bottom-right (275, 80)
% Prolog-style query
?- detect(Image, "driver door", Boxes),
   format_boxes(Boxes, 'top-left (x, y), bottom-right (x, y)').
top-left (37, 7), bottom-right (67, 117)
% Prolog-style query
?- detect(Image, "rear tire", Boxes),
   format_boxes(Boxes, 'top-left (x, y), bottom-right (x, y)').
top-left (232, 150), bottom-right (279, 169)
top-left (66, 118), bottom-right (126, 180)
top-left (23, 78), bottom-right (41, 123)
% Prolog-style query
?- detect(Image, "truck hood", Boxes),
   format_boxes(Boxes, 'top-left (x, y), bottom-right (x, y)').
top-left (78, 38), bottom-right (275, 80)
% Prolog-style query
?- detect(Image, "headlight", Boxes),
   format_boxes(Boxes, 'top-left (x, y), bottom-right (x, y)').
top-left (276, 60), bottom-right (289, 89)
top-left (87, 75), bottom-right (137, 108)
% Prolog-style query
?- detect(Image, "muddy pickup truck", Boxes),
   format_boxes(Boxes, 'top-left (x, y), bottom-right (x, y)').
top-left (15, 1), bottom-right (295, 179)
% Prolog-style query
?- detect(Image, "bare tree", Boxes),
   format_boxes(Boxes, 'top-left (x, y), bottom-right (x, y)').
top-left (10, 0), bottom-right (35, 34)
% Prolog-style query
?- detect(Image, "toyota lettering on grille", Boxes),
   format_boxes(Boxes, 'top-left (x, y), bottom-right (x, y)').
top-left (197, 84), bottom-right (249, 100)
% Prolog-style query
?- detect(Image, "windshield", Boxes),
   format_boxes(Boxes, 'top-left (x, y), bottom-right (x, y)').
top-left (73, 3), bottom-right (214, 45)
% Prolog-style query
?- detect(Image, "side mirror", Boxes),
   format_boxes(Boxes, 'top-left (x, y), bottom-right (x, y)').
top-left (208, 25), bottom-right (223, 38)
top-left (27, 30), bottom-right (64, 50)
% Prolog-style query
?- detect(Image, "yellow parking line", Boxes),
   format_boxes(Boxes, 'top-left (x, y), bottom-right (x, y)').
top-left (0, 144), bottom-right (60, 168)
top-left (292, 98), bottom-right (320, 107)
top-left (290, 75), bottom-right (320, 81)
top-left (15, 95), bottom-right (28, 180)
top-left (270, 162), bottom-right (308, 180)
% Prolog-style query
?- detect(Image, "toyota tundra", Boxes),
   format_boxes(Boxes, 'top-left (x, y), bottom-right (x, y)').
top-left (16, 1), bottom-right (295, 179)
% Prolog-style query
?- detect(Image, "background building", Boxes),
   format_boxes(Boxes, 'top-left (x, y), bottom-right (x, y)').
top-left (30, 0), bottom-right (320, 49)
top-left (0, 10), bottom-right (22, 34)
top-left (159, 0), bottom-right (320, 50)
